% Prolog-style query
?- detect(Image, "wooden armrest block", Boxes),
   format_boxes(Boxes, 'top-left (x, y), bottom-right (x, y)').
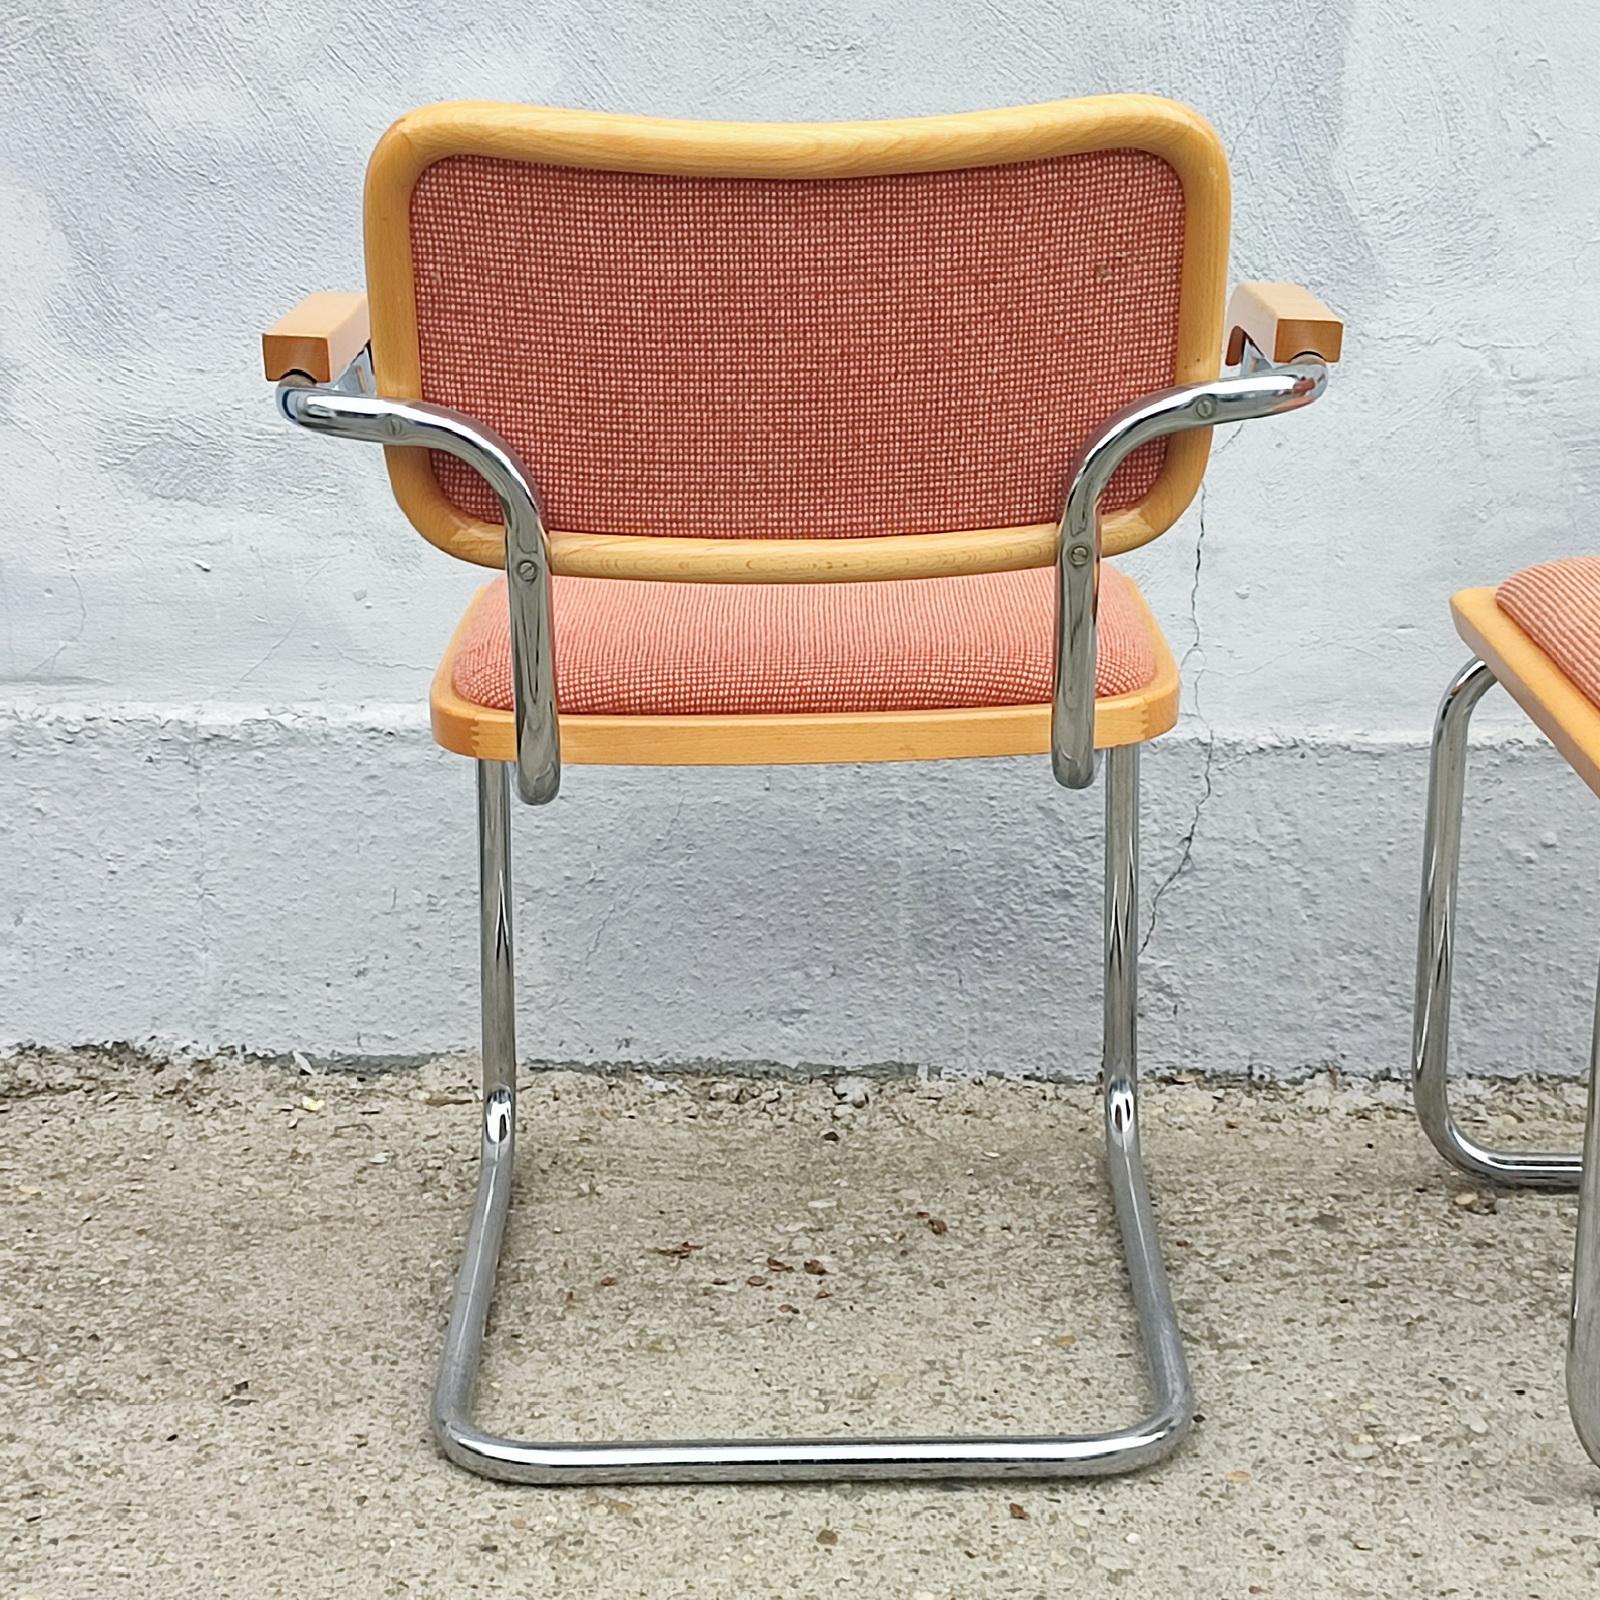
top-left (262, 292), bottom-right (370, 383)
top-left (1225, 281), bottom-right (1343, 366)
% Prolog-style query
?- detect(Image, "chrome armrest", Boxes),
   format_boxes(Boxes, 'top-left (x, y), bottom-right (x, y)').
top-left (1051, 341), bottom-right (1331, 790)
top-left (273, 328), bottom-right (1325, 803)
top-left (274, 354), bottom-right (560, 806)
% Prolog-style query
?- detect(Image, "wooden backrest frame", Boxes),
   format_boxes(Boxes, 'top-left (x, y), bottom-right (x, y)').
top-left (364, 96), bottom-right (1231, 578)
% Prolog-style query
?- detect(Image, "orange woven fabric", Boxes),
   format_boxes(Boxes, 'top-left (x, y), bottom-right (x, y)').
top-left (410, 152), bottom-right (1185, 541)
top-left (451, 565), bottom-right (1157, 717)
top-left (1496, 557), bottom-right (1600, 709)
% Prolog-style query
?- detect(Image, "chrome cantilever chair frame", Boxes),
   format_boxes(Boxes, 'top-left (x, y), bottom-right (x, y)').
top-left (1412, 655), bottom-right (1600, 1463)
top-left (278, 340), bottom-right (1327, 1485)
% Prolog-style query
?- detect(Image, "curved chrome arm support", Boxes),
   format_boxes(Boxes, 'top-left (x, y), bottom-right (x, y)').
top-left (1052, 353), bottom-right (1329, 789)
top-left (275, 374), bottom-right (561, 806)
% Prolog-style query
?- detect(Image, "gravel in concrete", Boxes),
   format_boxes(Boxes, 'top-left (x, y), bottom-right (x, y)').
top-left (4, 1052), bottom-right (1600, 1597)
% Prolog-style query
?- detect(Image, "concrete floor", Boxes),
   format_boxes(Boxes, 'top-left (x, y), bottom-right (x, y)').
top-left (4, 1052), bottom-right (1599, 1598)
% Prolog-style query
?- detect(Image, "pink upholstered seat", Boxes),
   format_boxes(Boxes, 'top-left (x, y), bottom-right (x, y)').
top-left (452, 564), bottom-right (1158, 717)
top-left (1496, 557), bottom-right (1600, 710)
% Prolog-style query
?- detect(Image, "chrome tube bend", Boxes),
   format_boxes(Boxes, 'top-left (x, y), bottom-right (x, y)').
top-left (1053, 355), bottom-right (1328, 790)
top-left (428, 754), bottom-right (1195, 1486)
top-left (277, 379), bottom-right (560, 806)
top-left (1410, 656), bottom-right (1582, 1187)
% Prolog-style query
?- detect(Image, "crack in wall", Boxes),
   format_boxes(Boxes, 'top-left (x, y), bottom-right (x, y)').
top-left (582, 793), bottom-right (688, 965)
top-left (1140, 478), bottom-right (1220, 956)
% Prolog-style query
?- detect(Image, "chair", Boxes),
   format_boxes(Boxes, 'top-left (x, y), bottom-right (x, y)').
top-left (261, 96), bottom-right (1342, 1485)
top-left (1411, 559), bottom-right (1600, 1466)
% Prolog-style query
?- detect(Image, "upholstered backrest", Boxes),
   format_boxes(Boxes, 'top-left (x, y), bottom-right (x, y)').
top-left (365, 99), bottom-right (1230, 568)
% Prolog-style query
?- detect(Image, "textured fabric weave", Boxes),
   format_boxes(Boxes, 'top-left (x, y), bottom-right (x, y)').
top-left (411, 152), bottom-right (1186, 540)
top-left (451, 565), bottom-right (1157, 717)
top-left (1496, 557), bottom-right (1600, 709)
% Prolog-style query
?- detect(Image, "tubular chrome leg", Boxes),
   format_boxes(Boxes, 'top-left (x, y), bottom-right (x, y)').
top-left (430, 751), bottom-right (1192, 1484)
top-left (1099, 743), bottom-right (1194, 1446)
top-left (1411, 657), bottom-right (1582, 1188)
top-left (432, 761), bottom-right (518, 1457)
top-left (1567, 969), bottom-right (1600, 1465)
top-left (1414, 667), bottom-right (1600, 1468)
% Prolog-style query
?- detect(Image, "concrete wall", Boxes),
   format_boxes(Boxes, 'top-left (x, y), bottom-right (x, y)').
top-left (3, 0), bottom-right (1597, 1077)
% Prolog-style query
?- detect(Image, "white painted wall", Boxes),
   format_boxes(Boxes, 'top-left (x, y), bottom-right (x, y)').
top-left (2, 0), bottom-right (1597, 1076)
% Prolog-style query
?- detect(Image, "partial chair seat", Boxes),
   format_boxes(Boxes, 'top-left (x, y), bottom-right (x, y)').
top-left (431, 563), bottom-right (1180, 767)
top-left (1450, 556), bottom-right (1600, 797)
top-left (1497, 558), bottom-right (1600, 709)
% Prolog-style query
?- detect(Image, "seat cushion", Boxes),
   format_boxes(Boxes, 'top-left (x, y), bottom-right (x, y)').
top-left (1496, 557), bottom-right (1600, 710)
top-left (452, 564), bottom-right (1158, 717)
